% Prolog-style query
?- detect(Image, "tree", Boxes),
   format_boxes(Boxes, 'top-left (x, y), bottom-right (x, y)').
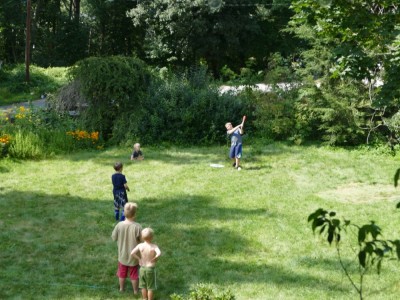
top-left (127, 0), bottom-right (295, 76)
top-left (308, 208), bottom-right (400, 300)
top-left (68, 55), bottom-right (151, 141)
top-left (85, 0), bottom-right (144, 57)
top-left (32, 0), bottom-right (89, 66)
top-left (289, 0), bottom-right (400, 145)
top-left (0, 0), bottom-right (26, 64)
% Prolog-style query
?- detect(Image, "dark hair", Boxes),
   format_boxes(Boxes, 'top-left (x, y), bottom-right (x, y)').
top-left (114, 162), bottom-right (123, 171)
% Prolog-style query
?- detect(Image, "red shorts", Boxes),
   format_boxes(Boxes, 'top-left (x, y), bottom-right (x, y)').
top-left (116, 262), bottom-right (139, 280)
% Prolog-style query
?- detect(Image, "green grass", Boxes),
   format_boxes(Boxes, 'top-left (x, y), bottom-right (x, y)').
top-left (1, 143), bottom-right (400, 299)
top-left (0, 65), bottom-right (68, 105)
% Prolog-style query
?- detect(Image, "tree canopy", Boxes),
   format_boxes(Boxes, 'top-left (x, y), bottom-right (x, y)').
top-left (0, 0), bottom-right (296, 74)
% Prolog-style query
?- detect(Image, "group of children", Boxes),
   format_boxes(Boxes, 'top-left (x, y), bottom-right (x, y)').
top-left (112, 143), bottom-right (161, 300)
top-left (111, 202), bottom-right (161, 300)
top-left (110, 121), bottom-right (244, 298)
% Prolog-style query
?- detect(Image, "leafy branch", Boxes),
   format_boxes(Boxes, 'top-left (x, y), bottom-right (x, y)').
top-left (308, 208), bottom-right (400, 300)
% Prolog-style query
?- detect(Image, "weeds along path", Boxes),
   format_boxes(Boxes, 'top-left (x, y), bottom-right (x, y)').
top-left (0, 99), bottom-right (47, 113)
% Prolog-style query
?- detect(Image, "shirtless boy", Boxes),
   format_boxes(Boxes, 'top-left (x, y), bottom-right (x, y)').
top-left (131, 228), bottom-right (161, 300)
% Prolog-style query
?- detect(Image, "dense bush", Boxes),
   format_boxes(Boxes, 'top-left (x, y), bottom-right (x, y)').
top-left (294, 79), bottom-right (368, 145)
top-left (68, 55), bottom-right (152, 141)
top-left (134, 67), bottom-right (251, 145)
top-left (54, 62), bottom-right (252, 146)
top-left (250, 88), bottom-right (298, 141)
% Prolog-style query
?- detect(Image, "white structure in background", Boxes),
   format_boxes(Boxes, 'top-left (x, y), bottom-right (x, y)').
top-left (219, 83), bottom-right (297, 95)
top-left (220, 79), bottom-right (383, 95)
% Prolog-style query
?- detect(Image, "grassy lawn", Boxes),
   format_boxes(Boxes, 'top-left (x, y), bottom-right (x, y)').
top-left (1, 143), bottom-right (400, 299)
top-left (0, 66), bottom-right (68, 105)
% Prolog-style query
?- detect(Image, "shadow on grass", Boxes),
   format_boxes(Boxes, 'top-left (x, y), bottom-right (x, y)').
top-left (62, 143), bottom-right (301, 169)
top-left (242, 165), bottom-right (273, 171)
top-left (134, 196), bottom-right (350, 297)
top-left (0, 189), bottom-right (348, 299)
top-left (299, 256), bottom-right (357, 272)
top-left (0, 190), bottom-right (115, 299)
top-left (0, 165), bottom-right (9, 173)
top-left (64, 147), bottom-right (222, 166)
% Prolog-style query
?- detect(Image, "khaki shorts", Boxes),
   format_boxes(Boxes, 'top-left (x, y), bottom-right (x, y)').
top-left (139, 267), bottom-right (157, 290)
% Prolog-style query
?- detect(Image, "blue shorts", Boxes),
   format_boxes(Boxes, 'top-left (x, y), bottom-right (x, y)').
top-left (229, 143), bottom-right (242, 159)
top-left (113, 190), bottom-right (128, 209)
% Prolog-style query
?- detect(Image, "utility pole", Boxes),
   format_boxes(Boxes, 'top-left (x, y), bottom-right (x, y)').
top-left (25, 0), bottom-right (31, 82)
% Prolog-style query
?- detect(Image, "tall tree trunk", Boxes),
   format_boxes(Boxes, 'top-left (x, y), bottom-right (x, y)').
top-left (73, 0), bottom-right (80, 22)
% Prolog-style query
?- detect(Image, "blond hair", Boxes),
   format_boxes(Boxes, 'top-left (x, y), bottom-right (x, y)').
top-left (124, 202), bottom-right (137, 218)
top-left (141, 227), bottom-right (154, 242)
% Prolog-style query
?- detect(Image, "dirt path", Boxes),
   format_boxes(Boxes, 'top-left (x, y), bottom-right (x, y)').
top-left (0, 99), bottom-right (47, 113)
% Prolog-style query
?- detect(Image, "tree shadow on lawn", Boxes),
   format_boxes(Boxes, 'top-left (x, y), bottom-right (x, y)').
top-left (298, 256), bottom-right (400, 298)
top-left (135, 195), bottom-right (349, 297)
top-left (0, 190), bottom-right (347, 299)
top-left (299, 256), bottom-right (357, 272)
top-left (0, 165), bottom-right (10, 173)
top-left (0, 190), bottom-right (120, 299)
top-left (63, 143), bottom-right (299, 168)
top-left (65, 147), bottom-right (224, 167)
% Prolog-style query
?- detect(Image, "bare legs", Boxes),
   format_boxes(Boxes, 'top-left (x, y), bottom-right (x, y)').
top-left (118, 278), bottom-right (139, 294)
top-left (232, 157), bottom-right (240, 168)
top-left (235, 157), bottom-right (240, 168)
top-left (132, 279), bottom-right (139, 294)
top-left (141, 288), bottom-right (154, 300)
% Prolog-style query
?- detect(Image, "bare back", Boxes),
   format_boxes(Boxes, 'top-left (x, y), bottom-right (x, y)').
top-left (131, 241), bottom-right (161, 267)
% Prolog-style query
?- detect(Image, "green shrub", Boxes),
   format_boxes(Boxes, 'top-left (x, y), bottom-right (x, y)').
top-left (68, 55), bottom-right (152, 141)
top-left (136, 67), bottom-right (250, 145)
top-left (1, 105), bottom-right (101, 159)
top-left (294, 80), bottom-right (367, 145)
top-left (8, 129), bottom-right (43, 159)
top-left (170, 284), bottom-right (235, 300)
top-left (40, 130), bottom-right (76, 154)
top-left (250, 88), bottom-right (297, 141)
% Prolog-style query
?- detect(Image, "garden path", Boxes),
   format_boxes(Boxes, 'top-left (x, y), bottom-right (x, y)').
top-left (0, 99), bottom-right (47, 113)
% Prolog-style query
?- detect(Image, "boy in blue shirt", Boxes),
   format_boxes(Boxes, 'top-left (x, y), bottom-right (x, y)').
top-left (112, 162), bottom-right (130, 221)
top-left (225, 121), bottom-right (244, 170)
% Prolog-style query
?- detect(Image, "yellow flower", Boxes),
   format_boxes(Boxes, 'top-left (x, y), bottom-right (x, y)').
top-left (0, 134), bottom-right (11, 144)
top-left (90, 132), bottom-right (99, 141)
top-left (66, 130), bottom-right (98, 142)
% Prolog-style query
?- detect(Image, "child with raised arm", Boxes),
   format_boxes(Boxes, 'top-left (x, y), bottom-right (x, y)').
top-left (131, 228), bottom-right (161, 300)
top-left (112, 203), bottom-right (142, 294)
top-left (225, 119), bottom-right (244, 170)
top-left (112, 162), bottom-right (130, 221)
